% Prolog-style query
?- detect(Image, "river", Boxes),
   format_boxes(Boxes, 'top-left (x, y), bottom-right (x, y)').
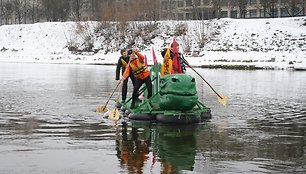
top-left (0, 62), bottom-right (305, 174)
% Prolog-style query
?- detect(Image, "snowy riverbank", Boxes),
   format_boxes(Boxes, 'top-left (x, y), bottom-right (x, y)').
top-left (1, 17), bottom-right (306, 70)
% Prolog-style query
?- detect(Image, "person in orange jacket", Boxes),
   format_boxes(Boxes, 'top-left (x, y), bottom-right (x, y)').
top-left (121, 48), bottom-right (152, 108)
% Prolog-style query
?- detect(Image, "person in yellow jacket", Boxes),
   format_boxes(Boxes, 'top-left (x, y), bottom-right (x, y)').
top-left (122, 48), bottom-right (152, 108)
top-left (116, 49), bottom-right (135, 103)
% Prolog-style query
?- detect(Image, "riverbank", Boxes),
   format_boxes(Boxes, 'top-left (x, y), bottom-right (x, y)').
top-left (1, 17), bottom-right (306, 70)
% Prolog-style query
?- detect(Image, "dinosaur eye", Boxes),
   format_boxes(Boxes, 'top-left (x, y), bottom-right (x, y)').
top-left (191, 78), bottom-right (195, 82)
top-left (160, 79), bottom-right (165, 83)
top-left (171, 77), bottom-right (178, 82)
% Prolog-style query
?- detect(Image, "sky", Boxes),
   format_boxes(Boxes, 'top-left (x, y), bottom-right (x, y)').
top-left (0, 17), bottom-right (306, 70)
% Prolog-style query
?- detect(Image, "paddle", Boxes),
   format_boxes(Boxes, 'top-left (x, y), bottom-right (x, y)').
top-left (108, 108), bottom-right (120, 120)
top-left (105, 51), bottom-right (136, 117)
top-left (182, 57), bottom-right (228, 106)
top-left (96, 79), bottom-right (122, 112)
top-left (108, 88), bottom-right (121, 120)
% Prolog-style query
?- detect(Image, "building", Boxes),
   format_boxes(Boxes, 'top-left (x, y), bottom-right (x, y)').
top-left (160, 0), bottom-right (306, 20)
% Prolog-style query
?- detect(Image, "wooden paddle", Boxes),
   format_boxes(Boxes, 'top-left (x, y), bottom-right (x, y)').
top-left (108, 88), bottom-right (121, 120)
top-left (182, 57), bottom-right (228, 106)
top-left (105, 51), bottom-right (134, 117)
top-left (96, 79), bottom-right (122, 112)
top-left (108, 108), bottom-right (120, 120)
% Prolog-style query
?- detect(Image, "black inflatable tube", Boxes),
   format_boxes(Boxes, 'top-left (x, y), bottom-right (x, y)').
top-left (128, 113), bottom-right (156, 121)
top-left (128, 111), bottom-right (211, 123)
top-left (201, 109), bottom-right (212, 120)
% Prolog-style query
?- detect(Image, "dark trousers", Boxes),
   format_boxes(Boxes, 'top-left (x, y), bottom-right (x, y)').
top-left (122, 75), bottom-right (135, 101)
top-left (131, 76), bottom-right (152, 105)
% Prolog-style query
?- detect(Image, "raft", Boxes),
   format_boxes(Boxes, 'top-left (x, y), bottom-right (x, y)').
top-left (118, 63), bottom-right (212, 124)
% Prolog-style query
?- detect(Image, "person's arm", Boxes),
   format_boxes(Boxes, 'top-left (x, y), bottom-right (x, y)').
top-left (115, 58), bottom-right (122, 80)
top-left (180, 53), bottom-right (187, 72)
top-left (135, 52), bottom-right (145, 62)
top-left (121, 63), bottom-right (130, 80)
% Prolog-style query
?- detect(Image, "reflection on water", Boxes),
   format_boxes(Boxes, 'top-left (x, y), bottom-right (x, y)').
top-left (1, 63), bottom-right (306, 173)
top-left (115, 121), bottom-right (202, 174)
top-left (0, 109), bottom-right (202, 173)
top-left (116, 121), bottom-right (151, 173)
top-left (155, 124), bottom-right (199, 173)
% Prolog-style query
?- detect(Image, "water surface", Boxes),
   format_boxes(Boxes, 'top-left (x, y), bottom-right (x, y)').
top-left (0, 62), bottom-right (305, 173)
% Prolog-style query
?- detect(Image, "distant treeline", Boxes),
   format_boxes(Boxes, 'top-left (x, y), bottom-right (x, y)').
top-left (0, 0), bottom-right (160, 25)
top-left (0, 0), bottom-right (305, 25)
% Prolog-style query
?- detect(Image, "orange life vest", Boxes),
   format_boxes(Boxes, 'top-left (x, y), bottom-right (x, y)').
top-left (121, 52), bottom-right (150, 80)
top-left (130, 58), bottom-right (150, 80)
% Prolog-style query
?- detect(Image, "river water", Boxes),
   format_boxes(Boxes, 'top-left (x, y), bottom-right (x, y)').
top-left (0, 62), bottom-right (305, 174)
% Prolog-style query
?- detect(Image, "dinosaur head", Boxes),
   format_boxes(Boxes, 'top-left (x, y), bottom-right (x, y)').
top-left (158, 74), bottom-right (198, 110)
top-left (160, 74), bottom-right (197, 96)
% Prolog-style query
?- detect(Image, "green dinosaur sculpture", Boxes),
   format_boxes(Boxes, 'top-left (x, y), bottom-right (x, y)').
top-left (119, 63), bottom-right (211, 123)
top-left (151, 73), bottom-right (198, 111)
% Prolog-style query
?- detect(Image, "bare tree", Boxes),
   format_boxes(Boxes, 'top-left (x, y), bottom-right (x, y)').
top-left (211, 0), bottom-right (222, 19)
top-left (160, 0), bottom-right (177, 20)
top-left (29, 0), bottom-right (42, 23)
top-left (2, 0), bottom-right (14, 24)
top-left (260, 0), bottom-right (277, 17)
top-left (71, 0), bottom-right (84, 20)
top-left (41, 0), bottom-right (71, 22)
top-left (88, 0), bottom-right (102, 20)
top-left (99, 0), bottom-right (119, 21)
top-left (282, 0), bottom-right (305, 17)
top-left (139, 0), bottom-right (160, 21)
top-left (12, 0), bottom-right (26, 24)
top-left (0, 0), bottom-right (4, 24)
top-left (190, 0), bottom-right (203, 20)
top-left (238, 0), bottom-right (247, 18)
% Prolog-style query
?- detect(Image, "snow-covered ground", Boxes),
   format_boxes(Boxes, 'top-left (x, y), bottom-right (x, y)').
top-left (0, 17), bottom-right (306, 70)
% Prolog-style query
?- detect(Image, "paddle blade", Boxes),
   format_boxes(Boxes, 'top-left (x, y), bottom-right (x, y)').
top-left (108, 108), bottom-right (120, 120)
top-left (96, 105), bottom-right (108, 112)
top-left (218, 93), bottom-right (228, 106)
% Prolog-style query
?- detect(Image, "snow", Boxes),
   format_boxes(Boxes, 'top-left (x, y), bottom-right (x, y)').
top-left (0, 17), bottom-right (306, 70)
